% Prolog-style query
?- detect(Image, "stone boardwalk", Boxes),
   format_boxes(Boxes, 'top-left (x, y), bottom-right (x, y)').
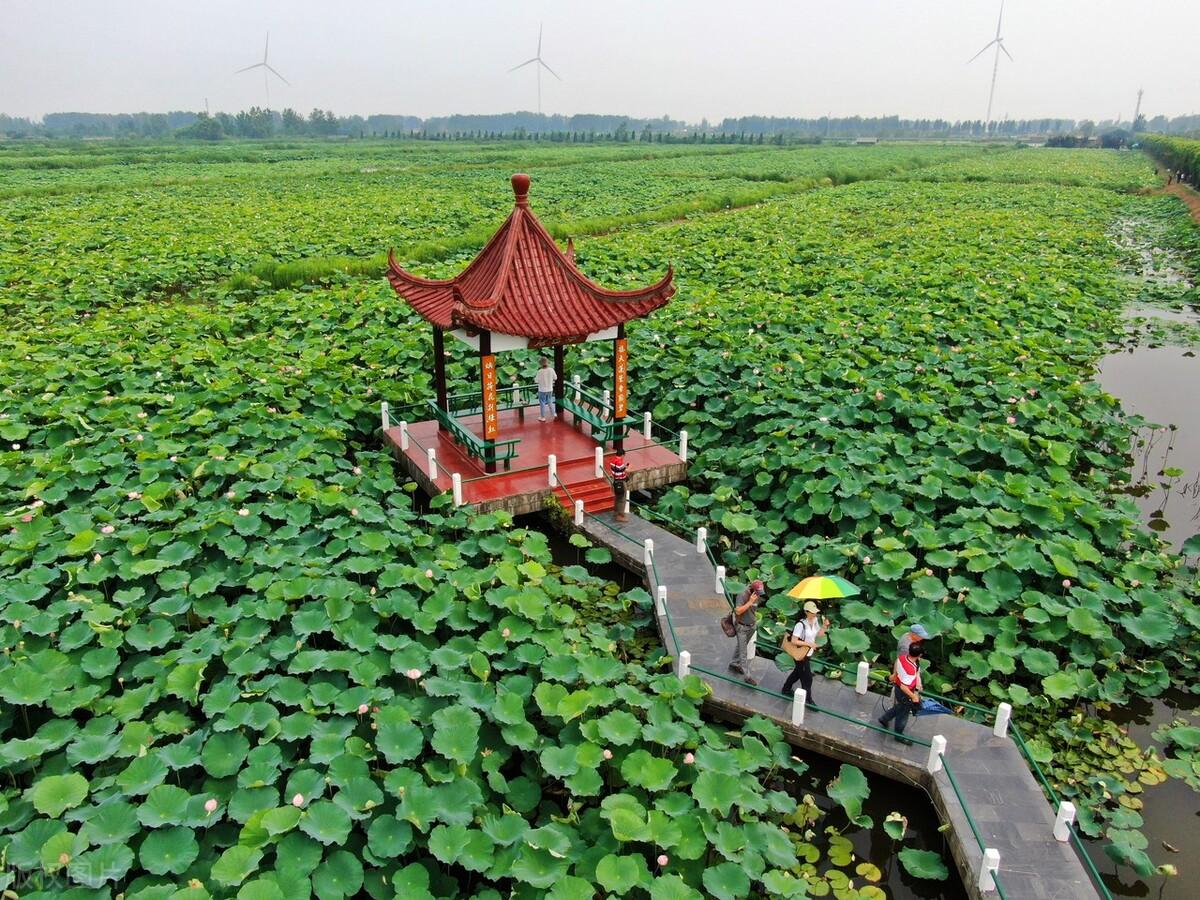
top-left (576, 510), bottom-right (1099, 900)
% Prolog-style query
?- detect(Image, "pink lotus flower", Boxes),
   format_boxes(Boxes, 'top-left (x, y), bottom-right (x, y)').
top-left (134, 434), bottom-right (144, 442)
top-left (238, 508), bottom-right (250, 517)
top-left (137, 411), bottom-right (148, 419)
top-left (502, 628), bottom-right (511, 638)
top-left (1131, 579), bottom-right (1140, 588)
top-left (93, 553), bottom-right (102, 563)
top-left (683, 752), bottom-right (695, 764)
top-left (602, 749), bottom-right (613, 760)
top-left (101, 524), bottom-right (115, 534)
top-left (407, 668), bottom-right (421, 680)
top-left (170, 455), bottom-right (178, 462)
top-left (424, 568), bottom-right (434, 578)
top-left (204, 798), bottom-right (218, 814)
top-left (1006, 416), bottom-right (1016, 425)
top-left (657, 854), bottom-right (669, 867)
top-left (127, 491), bottom-right (141, 500)
top-left (1062, 579), bottom-right (1072, 588)
top-left (292, 794), bottom-right (304, 807)
top-left (226, 490), bottom-right (235, 498)
top-left (350, 508), bottom-right (359, 516)
top-left (358, 704), bottom-right (369, 715)
top-left (353, 466), bottom-right (362, 475)
top-left (20, 514), bottom-right (32, 522)
top-left (862, 556), bottom-right (872, 564)
top-left (874, 391), bottom-right (884, 401)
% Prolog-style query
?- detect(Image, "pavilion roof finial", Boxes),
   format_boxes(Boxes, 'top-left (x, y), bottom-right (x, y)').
top-left (511, 173), bottom-right (531, 207)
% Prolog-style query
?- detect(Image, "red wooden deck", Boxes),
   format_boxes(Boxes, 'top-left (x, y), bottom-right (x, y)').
top-left (383, 405), bottom-right (687, 514)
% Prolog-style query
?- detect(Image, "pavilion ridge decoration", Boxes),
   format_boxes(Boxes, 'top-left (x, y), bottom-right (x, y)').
top-left (386, 173), bottom-right (675, 472)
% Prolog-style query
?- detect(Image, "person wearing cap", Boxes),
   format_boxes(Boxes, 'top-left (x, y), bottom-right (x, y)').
top-left (728, 579), bottom-right (765, 684)
top-left (897, 624), bottom-right (930, 657)
top-left (878, 640), bottom-right (924, 744)
top-left (609, 453), bottom-right (629, 522)
top-left (781, 600), bottom-right (830, 704)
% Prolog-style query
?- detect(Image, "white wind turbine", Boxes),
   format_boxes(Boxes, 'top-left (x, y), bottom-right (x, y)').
top-left (236, 31), bottom-right (290, 109)
top-left (508, 24), bottom-right (560, 116)
top-left (968, 0), bottom-right (1014, 133)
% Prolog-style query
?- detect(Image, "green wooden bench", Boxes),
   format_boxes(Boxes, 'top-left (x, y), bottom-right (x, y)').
top-left (561, 395), bottom-right (635, 444)
top-left (426, 401), bottom-right (520, 469)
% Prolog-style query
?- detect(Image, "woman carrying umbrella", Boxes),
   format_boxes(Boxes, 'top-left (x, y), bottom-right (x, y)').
top-left (781, 601), bottom-right (829, 705)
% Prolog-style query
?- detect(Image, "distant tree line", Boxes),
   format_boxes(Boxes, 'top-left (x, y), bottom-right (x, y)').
top-left (2, 108), bottom-right (1197, 142)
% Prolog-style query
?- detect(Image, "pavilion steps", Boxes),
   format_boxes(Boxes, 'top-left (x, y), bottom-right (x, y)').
top-left (553, 478), bottom-right (615, 514)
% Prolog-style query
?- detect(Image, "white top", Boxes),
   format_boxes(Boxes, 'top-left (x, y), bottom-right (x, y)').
top-left (534, 367), bottom-right (557, 392)
top-left (792, 618), bottom-right (821, 646)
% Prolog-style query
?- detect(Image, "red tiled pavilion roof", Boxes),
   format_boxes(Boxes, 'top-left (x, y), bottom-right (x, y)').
top-left (387, 173), bottom-right (674, 347)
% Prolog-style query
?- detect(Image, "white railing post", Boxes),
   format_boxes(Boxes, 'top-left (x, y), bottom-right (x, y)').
top-left (792, 688), bottom-right (807, 725)
top-left (927, 735), bottom-right (946, 773)
top-left (1053, 801), bottom-right (1076, 842)
top-left (978, 848), bottom-right (999, 893)
top-left (643, 412), bottom-right (652, 440)
top-left (679, 430), bottom-right (689, 462)
top-left (512, 381), bottom-right (520, 408)
top-left (993, 702), bottom-right (1012, 738)
top-left (399, 420), bottom-right (409, 451)
top-left (695, 526), bottom-right (707, 553)
top-left (643, 538), bottom-right (654, 568)
top-left (594, 446), bottom-right (603, 479)
top-left (573, 374), bottom-right (581, 402)
top-left (451, 473), bottom-right (463, 507)
top-left (547, 454), bottom-right (557, 487)
top-left (426, 448), bottom-right (438, 481)
top-left (380, 401), bottom-right (390, 430)
top-left (715, 565), bottom-right (726, 595)
top-left (656, 585), bottom-right (667, 615)
top-left (602, 389), bottom-right (610, 408)
top-left (856, 661), bottom-right (869, 694)
top-left (678, 650), bottom-right (691, 678)
top-left (623, 497), bottom-right (630, 516)
top-left (573, 499), bottom-right (583, 525)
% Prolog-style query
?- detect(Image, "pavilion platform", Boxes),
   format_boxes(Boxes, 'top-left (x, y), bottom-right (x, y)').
top-left (383, 404), bottom-right (687, 515)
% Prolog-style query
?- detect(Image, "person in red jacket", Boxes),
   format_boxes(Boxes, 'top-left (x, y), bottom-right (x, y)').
top-left (609, 453), bottom-right (629, 521)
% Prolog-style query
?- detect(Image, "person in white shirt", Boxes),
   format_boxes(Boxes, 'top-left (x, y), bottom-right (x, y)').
top-left (781, 601), bottom-right (829, 704)
top-left (534, 357), bottom-right (557, 421)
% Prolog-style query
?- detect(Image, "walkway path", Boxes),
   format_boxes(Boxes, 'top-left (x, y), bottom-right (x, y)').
top-left (575, 509), bottom-right (1099, 900)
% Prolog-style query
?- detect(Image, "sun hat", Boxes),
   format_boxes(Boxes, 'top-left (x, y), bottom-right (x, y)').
top-left (803, 601), bottom-right (820, 615)
top-left (910, 624), bottom-right (930, 639)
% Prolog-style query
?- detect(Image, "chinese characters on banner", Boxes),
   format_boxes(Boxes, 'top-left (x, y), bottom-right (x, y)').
top-left (614, 339), bottom-right (628, 419)
top-left (481, 354), bottom-right (499, 440)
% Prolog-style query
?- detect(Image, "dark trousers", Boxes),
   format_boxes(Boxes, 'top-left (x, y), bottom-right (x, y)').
top-left (879, 685), bottom-right (915, 734)
top-left (613, 480), bottom-right (627, 510)
top-left (781, 657), bottom-right (813, 702)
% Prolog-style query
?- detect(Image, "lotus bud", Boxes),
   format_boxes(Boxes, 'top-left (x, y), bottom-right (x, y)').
top-left (502, 628), bottom-right (511, 638)
top-left (874, 391), bottom-right (884, 401)
top-left (101, 524), bottom-right (115, 534)
top-left (424, 569), bottom-right (433, 578)
top-left (135, 434), bottom-right (144, 441)
top-left (20, 514), bottom-right (32, 522)
top-left (93, 553), bottom-right (102, 563)
top-left (127, 491), bottom-right (140, 499)
top-left (292, 793), bottom-right (304, 807)
top-left (1062, 579), bottom-right (1072, 588)
top-left (657, 854), bottom-right (669, 866)
top-left (204, 798), bottom-right (218, 814)
top-left (924, 568), bottom-right (933, 576)
top-left (369, 586), bottom-right (376, 595)
top-left (1006, 416), bottom-right (1016, 425)
top-left (59, 852), bottom-right (70, 865)
top-left (862, 556), bottom-right (872, 564)
top-left (358, 704), bottom-right (369, 715)
top-left (407, 668), bottom-right (421, 680)
top-left (1131, 579), bottom-right (1140, 587)
top-left (238, 507), bottom-right (250, 517)
top-left (353, 466), bottom-right (362, 475)
top-left (170, 455), bottom-right (178, 462)
top-left (602, 749), bottom-right (613, 760)
top-left (683, 752), bottom-right (695, 764)
top-left (351, 508), bottom-right (359, 516)
top-left (226, 490), bottom-right (235, 498)
top-left (295, 640), bottom-right (302, 648)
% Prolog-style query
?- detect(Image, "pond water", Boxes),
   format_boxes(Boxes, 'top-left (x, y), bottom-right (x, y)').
top-left (1096, 343), bottom-right (1200, 553)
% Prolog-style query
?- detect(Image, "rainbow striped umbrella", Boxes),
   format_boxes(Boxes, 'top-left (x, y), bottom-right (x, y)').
top-left (786, 575), bottom-right (861, 600)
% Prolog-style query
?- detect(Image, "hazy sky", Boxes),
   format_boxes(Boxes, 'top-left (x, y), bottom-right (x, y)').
top-left (4, 1), bottom-right (1197, 123)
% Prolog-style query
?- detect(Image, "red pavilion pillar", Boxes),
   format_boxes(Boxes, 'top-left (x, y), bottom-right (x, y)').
top-left (613, 323), bottom-right (628, 454)
top-left (432, 325), bottom-right (449, 432)
top-left (480, 330), bottom-right (498, 473)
